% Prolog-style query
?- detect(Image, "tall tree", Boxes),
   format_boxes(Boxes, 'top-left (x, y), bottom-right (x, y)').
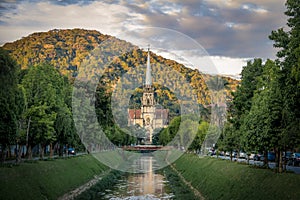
top-left (241, 61), bottom-right (281, 154)
top-left (0, 49), bottom-right (19, 162)
top-left (21, 64), bottom-right (67, 159)
top-left (190, 121), bottom-right (209, 154)
top-left (269, 0), bottom-right (300, 152)
top-left (219, 59), bottom-right (263, 157)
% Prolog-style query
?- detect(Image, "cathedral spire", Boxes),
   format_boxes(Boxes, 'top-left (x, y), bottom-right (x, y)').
top-left (145, 45), bottom-right (152, 86)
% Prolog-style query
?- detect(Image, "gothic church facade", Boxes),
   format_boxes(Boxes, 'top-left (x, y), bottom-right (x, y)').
top-left (128, 47), bottom-right (169, 144)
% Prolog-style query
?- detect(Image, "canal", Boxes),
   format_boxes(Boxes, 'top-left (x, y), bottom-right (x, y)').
top-left (98, 155), bottom-right (174, 199)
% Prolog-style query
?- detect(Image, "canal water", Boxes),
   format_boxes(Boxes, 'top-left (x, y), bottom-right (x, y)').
top-left (98, 155), bottom-right (174, 199)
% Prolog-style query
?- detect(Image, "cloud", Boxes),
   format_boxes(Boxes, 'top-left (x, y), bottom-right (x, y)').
top-left (117, 0), bottom-right (286, 59)
top-left (0, 0), bottom-right (288, 76)
top-left (0, 1), bottom-right (136, 43)
top-left (209, 56), bottom-right (249, 76)
top-left (151, 48), bottom-right (248, 77)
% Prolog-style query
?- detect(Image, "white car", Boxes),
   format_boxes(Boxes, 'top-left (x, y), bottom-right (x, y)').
top-left (248, 153), bottom-right (255, 160)
top-left (239, 151), bottom-right (247, 159)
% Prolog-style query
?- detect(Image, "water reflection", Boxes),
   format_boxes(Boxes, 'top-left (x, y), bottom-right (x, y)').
top-left (99, 155), bottom-right (174, 199)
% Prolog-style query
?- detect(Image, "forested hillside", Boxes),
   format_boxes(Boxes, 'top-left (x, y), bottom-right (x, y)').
top-left (2, 28), bottom-right (238, 107)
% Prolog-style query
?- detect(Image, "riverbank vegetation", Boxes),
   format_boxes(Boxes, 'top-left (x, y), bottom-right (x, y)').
top-left (74, 170), bottom-right (124, 200)
top-left (173, 154), bottom-right (300, 200)
top-left (217, 0), bottom-right (300, 172)
top-left (163, 166), bottom-right (198, 199)
top-left (0, 155), bottom-right (108, 200)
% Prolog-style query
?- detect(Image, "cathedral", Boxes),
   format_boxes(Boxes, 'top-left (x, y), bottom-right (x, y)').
top-left (128, 47), bottom-right (169, 144)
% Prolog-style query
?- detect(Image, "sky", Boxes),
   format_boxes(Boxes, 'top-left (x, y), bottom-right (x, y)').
top-left (0, 0), bottom-right (287, 77)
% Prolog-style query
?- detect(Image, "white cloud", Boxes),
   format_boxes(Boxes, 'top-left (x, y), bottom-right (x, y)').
top-left (241, 4), bottom-right (268, 13)
top-left (209, 56), bottom-right (248, 76)
top-left (0, 1), bottom-right (138, 43)
top-left (150, 49), bottom-right (248, 77)
top-left (203, 0), bottom-right (239, 9)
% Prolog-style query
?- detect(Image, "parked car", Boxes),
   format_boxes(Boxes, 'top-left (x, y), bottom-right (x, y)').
top-left (208, 148), bottom-right (216, 156)
top-left (232, 151), bottom-right (237, 158)
top-left (254, 153), bottom-right (263, 161)
top-left (68, 147), bottom-right (76, 155)
top-left (239, 151), bottom-right (247, 159)
top-left (256, 152), bottom-right (275, 162)
top-left (248, 153), bottom-right (256, 160)
top-left (292, 153), bottom-right (300, 166)
top-left (267, 152), bottom-right (275, 162)
top-left (282, 151), bottom-right (292, 162)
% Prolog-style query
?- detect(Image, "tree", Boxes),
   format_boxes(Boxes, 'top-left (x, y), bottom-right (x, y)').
top-left (15, 84), bottom-right (27, 162)
top-left (219, 59), bottom-right (263, 159)
top-left (189, 121), bottom-right (209, 153)
top-left (231, 59), bottom-right (263, 122)
top-left (218, 122), bottom-right (241, 161)
top-left (240, 60), bottom-right (283, 167)
top-left (157, 116), bottom-right (181, 146)
top-left (0, 49), bottom-right (19, 162)
top-left (269, 0), bottom-right (300, 155)
top-left (21, 63), bottom-right (68, 159)
top-left (54, 105), bottom-right (73, 156)
top-left (159, 128), bottom-right (170, 146)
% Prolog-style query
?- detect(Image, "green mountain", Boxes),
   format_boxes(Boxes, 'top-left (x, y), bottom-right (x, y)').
top-left (2, 28), bottom-right (238, 108)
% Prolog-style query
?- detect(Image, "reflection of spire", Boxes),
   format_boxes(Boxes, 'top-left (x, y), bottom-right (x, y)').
top-left (145, 45), bottom-right (152, 86)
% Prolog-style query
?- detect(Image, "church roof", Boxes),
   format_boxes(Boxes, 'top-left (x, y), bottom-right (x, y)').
top-left (128, 108), bottom-right (169, 120)
top-left (128, 109), bottom-right (142, 119)
top-left (145, 46), bottom-right (152, 86)
top-left (155, 109), bottom-right (169, 119)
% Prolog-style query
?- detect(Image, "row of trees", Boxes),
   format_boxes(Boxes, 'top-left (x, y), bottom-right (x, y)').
top-left (0, 50), bottom-right (82, 162)
top-left (153, 114), bottom-right (219, 154)
top-left (218, 0), bottom-right (300, 172)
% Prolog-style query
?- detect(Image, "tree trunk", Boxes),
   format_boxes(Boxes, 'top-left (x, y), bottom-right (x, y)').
top-left (7, 148), bottom-right (11, 159)
top-left (278, 150), bottom-right (283, 173)
top-left (277, 149), bottom-right (280, 168)
top-left (25, 117), bottom-right (31, 160)
top-left (49, 143), bottom-right (53, 158)
top-left (27, 145), bottom-right (32, 160)
top-left (17, 145), bottom-right (23, 163)
top-left (3, 149), bottom-right (8, 163)
top-left (263, 150), bottom-right (268, 167)
top-left (59, 143), bottom-right (64, 157)
top-left (247, 154), bottom-right (250, 165)
top-left (1, 145), bottom-right (7, 163)
top-left (39, 144), bottom-right (45, 159)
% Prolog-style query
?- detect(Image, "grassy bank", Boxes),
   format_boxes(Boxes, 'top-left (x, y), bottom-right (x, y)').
top-left (173, 154), bottom-right (300, 200)
top-left (75, 170), bottom-right (124, 200)
top-left (163, 167), bottom-right (197, 199)
top-left (0, 155), bottom-right (108, 200)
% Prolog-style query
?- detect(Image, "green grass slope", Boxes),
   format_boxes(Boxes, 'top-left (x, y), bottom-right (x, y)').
top-left (173, 154), bottom-right (300, 200)
top-left (0, 155), bottom-right (108, 200)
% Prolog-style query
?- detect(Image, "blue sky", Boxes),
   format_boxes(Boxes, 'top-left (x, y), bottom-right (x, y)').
top-left (0, 0), bottom-right (287, 76)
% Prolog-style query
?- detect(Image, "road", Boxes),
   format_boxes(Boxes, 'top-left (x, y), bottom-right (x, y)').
top-left (212, 155), bottom-right (300, 174)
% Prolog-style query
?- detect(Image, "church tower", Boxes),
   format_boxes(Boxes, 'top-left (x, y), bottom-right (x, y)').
top-left (128, 45), bottom-right (169, 145)
top-left (141, 46), bottom-right (155, 143)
